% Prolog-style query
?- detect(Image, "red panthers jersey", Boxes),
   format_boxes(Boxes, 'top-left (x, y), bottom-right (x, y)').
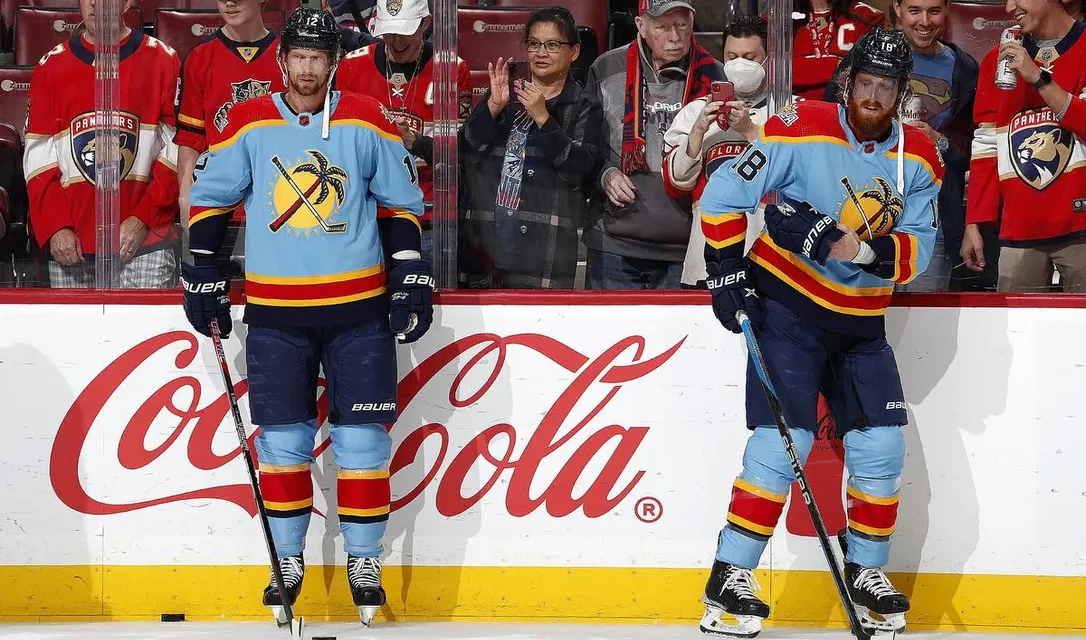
top-left (337, 42), bottom-right (471, 208)
top-left (23, 31), bottom-right (180, 256)
top-left (174, 30), bottom-right (284, 152)
top-left (968, 22), bottom-right (1086, 247)
top-left (792, 2), bottom-right (885, 101)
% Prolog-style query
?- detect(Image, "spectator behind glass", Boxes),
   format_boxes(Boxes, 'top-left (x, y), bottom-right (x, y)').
top-left (964, 0), bottom-right (1086, 292)
top-left (459, 7), bottom-right (605, 289)
top-left (823, 0), bottom-right (979, 292)
top-left (582, 0), bottom-right (724, 290)
top-left (793, 0), bottom-right (886, 101)
top-left (337, 0), bottom-right (472, 260)
top-left (23, 0), bottom-right (181, 288)
top-left (176, 0), bottom-right (284, 228)
top-left (663, 16), bottom-right (786, 288)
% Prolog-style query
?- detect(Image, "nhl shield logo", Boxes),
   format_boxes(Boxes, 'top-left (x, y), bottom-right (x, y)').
top-left (70, 111), bottom-right (139, 185)
top-left (1009, 108), bottom-right (1073, 191)
top-left (387, 0), bottom-right (403, 15)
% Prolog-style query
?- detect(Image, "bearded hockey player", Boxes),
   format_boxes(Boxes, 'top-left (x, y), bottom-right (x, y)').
top-left (181, 8), bottom-right (431, 628)
top-left (696, 28), bottom-right (942, 637)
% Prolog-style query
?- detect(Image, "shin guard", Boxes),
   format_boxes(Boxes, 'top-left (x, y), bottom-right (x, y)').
top-left (331, 423), bottom-right (392, 558)
top-left (843, 426), bottom-right (905, 568)
top-left (255, 420), bottom-right (319, 558)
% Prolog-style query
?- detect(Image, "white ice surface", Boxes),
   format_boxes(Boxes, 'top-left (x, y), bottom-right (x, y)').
top-left (0, 623), bottom-right (1075, 640)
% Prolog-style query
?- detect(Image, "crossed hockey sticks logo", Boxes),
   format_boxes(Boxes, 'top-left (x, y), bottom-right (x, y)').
top-left (268, 151), bottom-right (348, 234)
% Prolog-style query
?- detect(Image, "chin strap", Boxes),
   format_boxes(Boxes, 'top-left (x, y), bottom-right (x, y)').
top-left (896, 118), bottom-right (905, 196)
top-left (322, 60), bottom-right (339, 140)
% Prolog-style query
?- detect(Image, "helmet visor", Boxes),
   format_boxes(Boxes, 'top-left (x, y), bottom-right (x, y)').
top-left (851, 73), bottom-right (900, 108)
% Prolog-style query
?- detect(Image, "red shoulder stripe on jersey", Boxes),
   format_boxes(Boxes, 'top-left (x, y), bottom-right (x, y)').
top-left (212, 95), bottom-right (284, 148)
top-left (762, 100), bottom-right (847, 141)
top-left (333, 92), bottom-right (402, 138)
top-left (897, 127), bottom-right (945, 184)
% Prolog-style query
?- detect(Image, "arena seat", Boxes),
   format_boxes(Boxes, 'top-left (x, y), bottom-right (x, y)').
top-left (943, 1), bottom-right (1014, 66)
top-left (154, 8), bottom-right (284, 60)
top-left (0, 65), bottom-right (31, 136)
top-left (492, 0), bottom-right (609, 53)
top-left (457, 6), bottom-right (535, 70)
top-left (1, 0), bottom-right (16, 51)
top-left (469, 68), bottom-right (488, 107)
top-left (14, 6), bottom-right (143, 66)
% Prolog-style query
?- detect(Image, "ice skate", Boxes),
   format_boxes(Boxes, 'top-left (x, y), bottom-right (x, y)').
top-left (699, 560), bottom-right (770, 638)
top-left (262, 554), bottom-right (304, 628)
top-left (348, 554), bottom-right (386, 626)
top-left (845, 561), bottom-right (909, 635)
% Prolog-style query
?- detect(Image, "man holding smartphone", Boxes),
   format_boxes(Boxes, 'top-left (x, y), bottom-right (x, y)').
top-left (663, 16), bottom-right (781, 288)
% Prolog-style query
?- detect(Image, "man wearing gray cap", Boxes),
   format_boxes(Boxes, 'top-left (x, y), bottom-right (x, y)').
top-left (582, 0), bottom-right (724, 289)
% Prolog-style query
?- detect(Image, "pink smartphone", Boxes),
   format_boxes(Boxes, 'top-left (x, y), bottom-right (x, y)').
top-left (711, 81), bottom-right (735, 129)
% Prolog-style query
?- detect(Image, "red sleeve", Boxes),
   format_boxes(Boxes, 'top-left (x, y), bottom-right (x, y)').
top-left (174, 46), bottom-right (208, 152)
top-left (130, 46), bottom-right (180, 230)
top-left (966, 49), bottom-right (1002, 226)
top-left (457, 60), bottom-right (472, 121)
top-left (1058, 86), bottom-right (1086, 139)
top-left (23, 53), bottom-right (74, 248)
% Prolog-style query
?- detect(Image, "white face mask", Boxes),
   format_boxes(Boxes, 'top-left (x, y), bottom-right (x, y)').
top-left (723, 57), bottom-right (766, 96)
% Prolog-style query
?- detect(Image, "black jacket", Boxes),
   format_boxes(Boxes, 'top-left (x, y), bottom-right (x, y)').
top-left (459, 79), bottom-right (606, 289)
top-left (822, 40), bottom-right (979, 259)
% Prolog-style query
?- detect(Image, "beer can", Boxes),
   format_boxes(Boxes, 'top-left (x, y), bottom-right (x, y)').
top-left (996, 26), bottom-right (1023, 90)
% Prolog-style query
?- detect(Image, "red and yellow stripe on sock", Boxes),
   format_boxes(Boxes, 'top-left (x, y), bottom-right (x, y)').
top-left (259, 462), bottom-right (313, 518)
top-left (338, 469), bottom-right (391, 525)
top-left (725, 478), bottom-right (787, 539)
top-left (846, 484), bottom-right (899, 540)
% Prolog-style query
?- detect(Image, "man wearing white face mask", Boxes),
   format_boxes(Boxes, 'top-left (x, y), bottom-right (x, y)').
top-left (663, 16), bottom-right (793, 287)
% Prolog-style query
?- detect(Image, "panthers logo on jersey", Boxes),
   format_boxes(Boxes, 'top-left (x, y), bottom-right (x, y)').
top-left (1009, 108), bottom-right (1073, 191)
top-left (214, 78), bottom-right (273, 132)
top-left (267, 150), bottom-right (350, 237)
top-left (69, 111), bottom-right (139, 185)
top-left (838, 175), bottom-right (904, 240)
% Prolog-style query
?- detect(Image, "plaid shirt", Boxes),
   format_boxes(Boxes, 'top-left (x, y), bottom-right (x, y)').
top-left (459, 79), bottom-right (606, 289)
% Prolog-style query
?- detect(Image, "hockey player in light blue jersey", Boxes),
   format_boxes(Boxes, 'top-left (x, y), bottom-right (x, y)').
top-left (180, 8), bottom-right (430, 629)
top-left (695, 29), bottom-right (944, 638)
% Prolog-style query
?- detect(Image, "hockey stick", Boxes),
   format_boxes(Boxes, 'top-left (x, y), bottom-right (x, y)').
top-left (270, 156), bottom-right (348, 234)
top-left (735, 310), bottom-right (871, 640)
top-left (840, 177), bottom-right (875, 241)
top-left (208, 320), bottom-right (300, 637)
top-left (268, 179), bottom-right (324, 233)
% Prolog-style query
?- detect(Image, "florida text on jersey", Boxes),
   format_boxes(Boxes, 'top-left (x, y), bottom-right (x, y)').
top-left (700, 101), bottom-right (944, 337)
top-left (186, 90), bottom-right (424, 328)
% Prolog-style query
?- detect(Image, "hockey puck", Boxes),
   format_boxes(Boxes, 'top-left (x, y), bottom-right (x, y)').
top-left (311, 637), bottom-right (337, 639)
top-left (160, 613), bottom-right (185, 622)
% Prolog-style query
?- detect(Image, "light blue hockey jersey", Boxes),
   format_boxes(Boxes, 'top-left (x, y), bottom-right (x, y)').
top-left (188, 91), bottom-right (424, 327)
top-left (699, 100), bottom-right (944, 337)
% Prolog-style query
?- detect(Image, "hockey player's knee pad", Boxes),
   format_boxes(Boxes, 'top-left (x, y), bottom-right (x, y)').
top-left (255, 420), bottom-right (320, 466)
top-left (724, 427), bottom-right (814, 540)
top-left (330, 423), bottom-right (392, 470)
top-left (844, 426), bottom-right (905, 540)
top-left (331, 423), bottom-right (392, 528)
top-left (254, 420), bottom-right (319, 521)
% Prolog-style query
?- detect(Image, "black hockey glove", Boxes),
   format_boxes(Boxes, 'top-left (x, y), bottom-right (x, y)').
top-left (389, 259), bottom-right (434, 344)
top-left (180, 261), bottom-right (232, 338)
top-left (763, 198), bottom-right (843, 266)
top-left (706, 259), bottom-right (762, 334)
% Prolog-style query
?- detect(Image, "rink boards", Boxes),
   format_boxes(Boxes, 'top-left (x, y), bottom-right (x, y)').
top-left (0, 299), bottom-right (1083, 631)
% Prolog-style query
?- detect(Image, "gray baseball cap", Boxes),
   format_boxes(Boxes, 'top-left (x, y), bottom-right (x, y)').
top-left (639, 0), bottom-right (696, 17)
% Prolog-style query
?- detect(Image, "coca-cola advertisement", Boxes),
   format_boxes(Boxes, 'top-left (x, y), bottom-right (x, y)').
top-left (0, 301), bottom-right (1082, 627)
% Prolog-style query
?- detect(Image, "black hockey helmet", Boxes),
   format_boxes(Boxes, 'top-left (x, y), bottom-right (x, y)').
top-left (849, 27), bottom-right (913, 83)
top-left (280, 8), bottom-right (341, 55)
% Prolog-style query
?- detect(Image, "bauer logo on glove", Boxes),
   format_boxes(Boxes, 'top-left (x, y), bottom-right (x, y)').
top-left (764, 198), bottom-right (843, 266)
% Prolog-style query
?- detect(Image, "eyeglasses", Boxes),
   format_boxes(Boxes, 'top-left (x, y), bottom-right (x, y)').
top-left (525, 40), bottom-right (573, 53)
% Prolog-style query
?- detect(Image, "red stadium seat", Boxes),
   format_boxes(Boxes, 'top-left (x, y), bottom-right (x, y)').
top-left (944, 2), bottom-right (1015, 66)
top-left (1, 0), bottom-right (16, 50)
top-left (154, 8), bottom-right (285, 60)
top-left (469, 68), bottom-right (488, 107)
top-left (0, 66), bottom-right (32, 137)
top-left (457, 6), bottom-right (535, 70)
top-left (492, 0), bottom-right (609, 53)
top-left (0, 122), bottom-right (20, 165)
top-left (14, 6), bottom-right (143, 66)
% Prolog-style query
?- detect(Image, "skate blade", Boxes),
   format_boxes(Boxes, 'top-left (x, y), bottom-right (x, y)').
top-left (699, 604), bottom-right (763, 638)
top-left (857, 606), bottom-right (906, 636)
top-left (359, 605), bottom-right (379, 627)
